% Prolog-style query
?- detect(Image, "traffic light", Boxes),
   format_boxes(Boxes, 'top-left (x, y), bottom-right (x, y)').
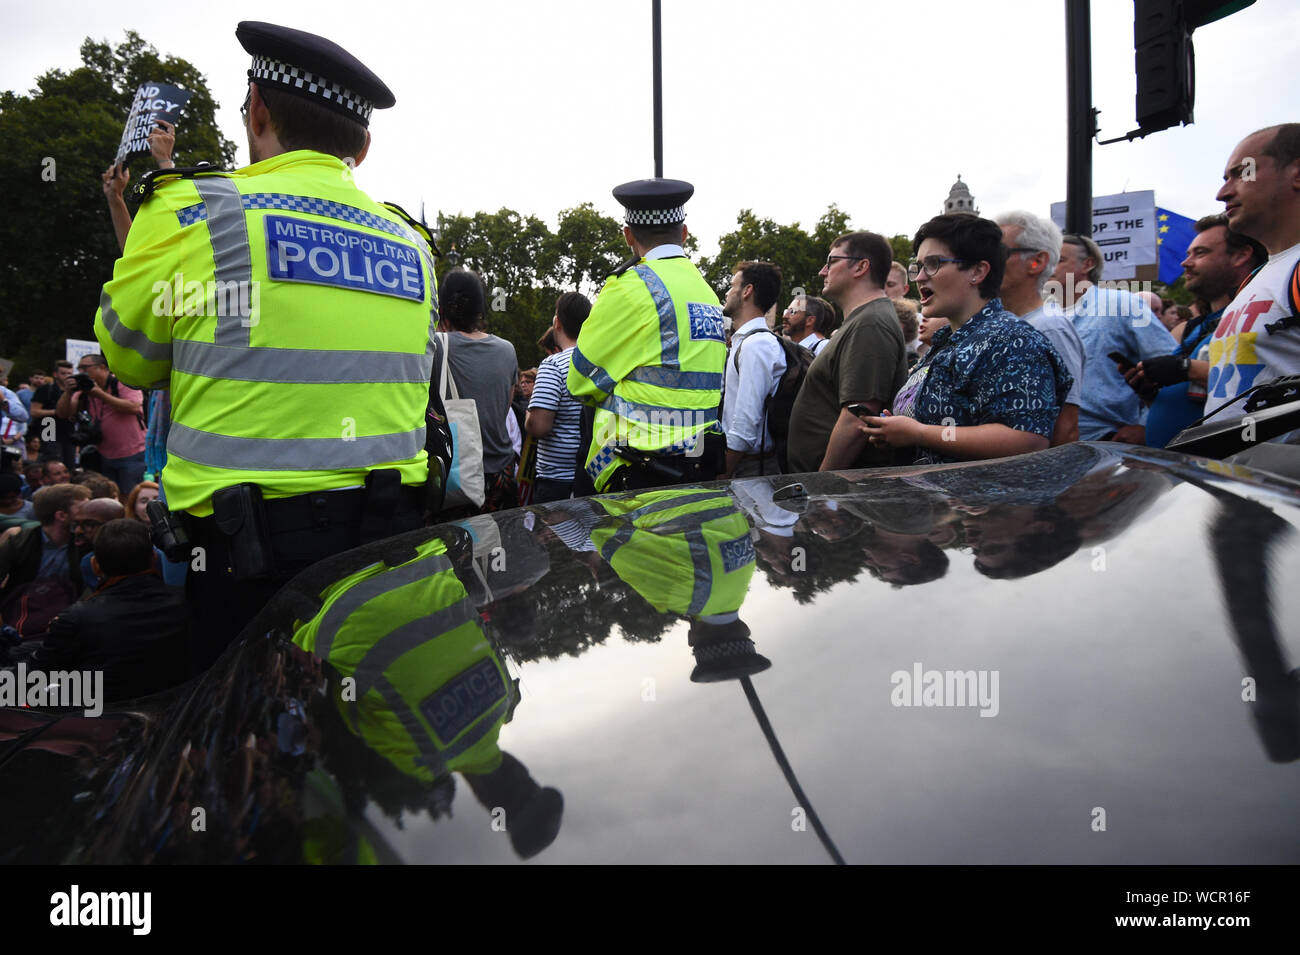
top-left (1132, 0), bottom-right (1255, 136)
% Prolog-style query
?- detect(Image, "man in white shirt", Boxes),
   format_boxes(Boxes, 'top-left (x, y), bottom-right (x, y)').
top-left (721, 261), bottom-right (786, 478)
top-left (1204, 123), bottom-right (1300, 415)
top-left (996, 210), bottom-right (1085, 445)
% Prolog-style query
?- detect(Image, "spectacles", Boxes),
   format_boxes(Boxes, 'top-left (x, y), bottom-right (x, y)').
top-left (241, 88), bottom-right (252, 123)
top-left (906, 256), bottom-right (965, 280)
top-left (824, 254), bottom-right (866, 269)
top-left (73, 520), bottom-right (104, 530)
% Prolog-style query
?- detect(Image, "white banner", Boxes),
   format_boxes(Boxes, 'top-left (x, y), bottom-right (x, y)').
top-left (1050, 190), bottom-right (1157, 280)
top-left (65, 339), bottom-right (101, 366)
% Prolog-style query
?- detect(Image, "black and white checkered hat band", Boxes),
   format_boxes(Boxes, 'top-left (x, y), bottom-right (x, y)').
top-left (624, 206), bottom-right (686, 226)
top-left (249, 55), bottom-right (374, 123)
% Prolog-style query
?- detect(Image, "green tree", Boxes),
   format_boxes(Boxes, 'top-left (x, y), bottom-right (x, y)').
top-left (0, 32), bottom-right (236, 372)
top-left (548, 202), bottom-right (626, 297)
top-left (434, 208), bottom-right (562, 369)
top-left (889, 233), bottom-right (913, 265)
top-left (698, 204), bottom-right (853, 318)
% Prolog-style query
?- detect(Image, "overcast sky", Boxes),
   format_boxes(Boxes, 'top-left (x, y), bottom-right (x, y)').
top-left (4, 0), bottom-right (1296, 257)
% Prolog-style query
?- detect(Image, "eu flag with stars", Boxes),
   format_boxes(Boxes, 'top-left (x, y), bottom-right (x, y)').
top-left (1156, 208), bottom-right (1198, 285)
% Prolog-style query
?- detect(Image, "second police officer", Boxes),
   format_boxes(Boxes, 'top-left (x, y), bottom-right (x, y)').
top-left (568, 179), bottom-right (727, 492)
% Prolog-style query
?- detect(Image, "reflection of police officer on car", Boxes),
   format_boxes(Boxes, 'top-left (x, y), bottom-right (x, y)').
top-left (94, 22), bottom-right (438, 666)
top-left (292, 534), bottom-right (563, 861)
top-left (543, 488), bottom-right (769, 681)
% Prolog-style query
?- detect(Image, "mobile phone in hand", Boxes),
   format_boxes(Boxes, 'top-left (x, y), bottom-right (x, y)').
top-left (847, 403), bottom-right (877, 419)
top-left (1107, 351), bottom-right (1135, 373)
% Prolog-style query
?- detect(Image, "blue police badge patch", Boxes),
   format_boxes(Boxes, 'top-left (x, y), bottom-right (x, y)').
top-left (719, 532), bottom-right (756, 574)
top-left (264, 214), bottom-right (425, 302)
top-left (419, 657), bottom-right (506, 743)
top-left (687, 302), bottom-right (725, 342)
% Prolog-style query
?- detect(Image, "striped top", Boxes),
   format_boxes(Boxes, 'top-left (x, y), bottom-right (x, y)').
top-left (528, 347), bottom-right (583, 480)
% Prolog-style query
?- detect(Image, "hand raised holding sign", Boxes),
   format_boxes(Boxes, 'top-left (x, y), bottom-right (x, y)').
top-left (148, 120), bottom-right (175, 169)
top-left (101, 163), bottom-right (129, 200)
top-left (101, 163), bottom-right (132, 253)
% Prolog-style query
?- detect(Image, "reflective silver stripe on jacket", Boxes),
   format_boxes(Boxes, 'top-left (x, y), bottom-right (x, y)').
top-left (349, 596), bottom-right (481, 700)
top-left (376, 675), bottom-right (448, 777)
top-left (194, 179), bottom-right (254, 347)
top-left (625, 366), bottom-right (722, 391)
top-left (633, 265), bottom-right (680, 368)
top-left (172, 340), bottom-right (432, 384)
top-left (99, 289), bottom-right (172, 369)
top-left (167, 422), bottom-right (425, 472)
top-left (313, 551), bottom-right (456, 661)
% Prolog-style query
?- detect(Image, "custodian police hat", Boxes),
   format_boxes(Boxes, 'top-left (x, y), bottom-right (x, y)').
top-left (688, 617), bottom-right (771, 683)
top-left (236, 21), bottom-right (395, 127)
top-left (613, 178), bottom-right (694, 226)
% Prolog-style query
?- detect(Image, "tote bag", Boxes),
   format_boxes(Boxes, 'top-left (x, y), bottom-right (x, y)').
top-left (437, 333), bottom-right (486, 510)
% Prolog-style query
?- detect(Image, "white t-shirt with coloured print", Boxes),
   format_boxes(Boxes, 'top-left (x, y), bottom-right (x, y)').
top-left (1205, 241), bottom-right (1300, 415)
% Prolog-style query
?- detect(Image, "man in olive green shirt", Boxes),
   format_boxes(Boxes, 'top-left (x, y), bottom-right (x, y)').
top-left (787, 231), bottom-right (908, 472)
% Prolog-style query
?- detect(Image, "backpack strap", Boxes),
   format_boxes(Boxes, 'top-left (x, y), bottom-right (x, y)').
top-left (731, 327), bottom-right (778, 374)
top-left (1264, 257), bottom-right (1300, 335)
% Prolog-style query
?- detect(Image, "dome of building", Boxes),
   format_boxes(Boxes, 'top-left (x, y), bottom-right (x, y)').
top-left (943, 174), bottom-right (978, 215)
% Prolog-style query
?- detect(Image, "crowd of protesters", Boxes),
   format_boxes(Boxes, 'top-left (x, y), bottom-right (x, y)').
top-left (2, 119), bottom-right (1296, 707)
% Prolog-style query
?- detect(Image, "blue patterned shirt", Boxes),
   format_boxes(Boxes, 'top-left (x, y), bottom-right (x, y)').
top-left (892, 299), bottom-right (1073, 464)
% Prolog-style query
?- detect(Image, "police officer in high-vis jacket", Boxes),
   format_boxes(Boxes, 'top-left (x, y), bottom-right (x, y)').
top-left (93, 22), bottom-right (437, 667)
top-left (568, 179), bottom-right (726, 492)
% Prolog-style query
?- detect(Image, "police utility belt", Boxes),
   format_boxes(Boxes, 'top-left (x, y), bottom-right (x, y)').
top-left (151, 470), bottom-right (423, 581)
top-left (612, 444), bottom-right (721, 485)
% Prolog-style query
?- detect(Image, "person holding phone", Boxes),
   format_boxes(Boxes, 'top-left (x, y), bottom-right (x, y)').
top-left (855, 214), bottom-right (1072, 465)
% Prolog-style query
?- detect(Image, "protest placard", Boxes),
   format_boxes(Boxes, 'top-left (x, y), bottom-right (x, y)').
top-left (65, 339), bottom-right (101, 366)
top-left (1050, 190), bottom-right (1157, 280)
top-left (114, 82), bottom-right (191, 166)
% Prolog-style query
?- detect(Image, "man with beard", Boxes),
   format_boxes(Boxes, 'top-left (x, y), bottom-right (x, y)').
top-left (70, 497), bottom-right (126, 592)
top-left (721, 261), bottom-right (785, 478)
top-left (1126, 214), bottom-right (1267, 447)
top-left (0, 483), bottom-right (91, 640)
top-left (781, 294), bottom-right (834, 356)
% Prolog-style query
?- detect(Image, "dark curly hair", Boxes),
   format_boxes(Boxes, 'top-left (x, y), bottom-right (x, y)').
top-left (912, 214), bottom-right (1007, 299)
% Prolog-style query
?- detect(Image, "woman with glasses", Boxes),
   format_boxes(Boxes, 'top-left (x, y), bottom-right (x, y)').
top-left (857, 214), bottom-right (1072, 465)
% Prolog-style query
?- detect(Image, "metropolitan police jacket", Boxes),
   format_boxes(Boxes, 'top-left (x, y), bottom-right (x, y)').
top-left (93, 150), bottom-right (438, 517)
top-left (291, 537), bottom-right (511, 783)
top-left (567, 254), bottom-right (725, 490)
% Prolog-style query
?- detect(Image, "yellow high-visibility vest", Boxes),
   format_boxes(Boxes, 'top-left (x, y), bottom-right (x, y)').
top-left (292, 537), bottom-right (510, 783)
top-left (94, 150), bottom-right (437, 516)
top-left (568, 256), bottom-right (725, 490)
top-left (590, 488), bottom-right (755, 617)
